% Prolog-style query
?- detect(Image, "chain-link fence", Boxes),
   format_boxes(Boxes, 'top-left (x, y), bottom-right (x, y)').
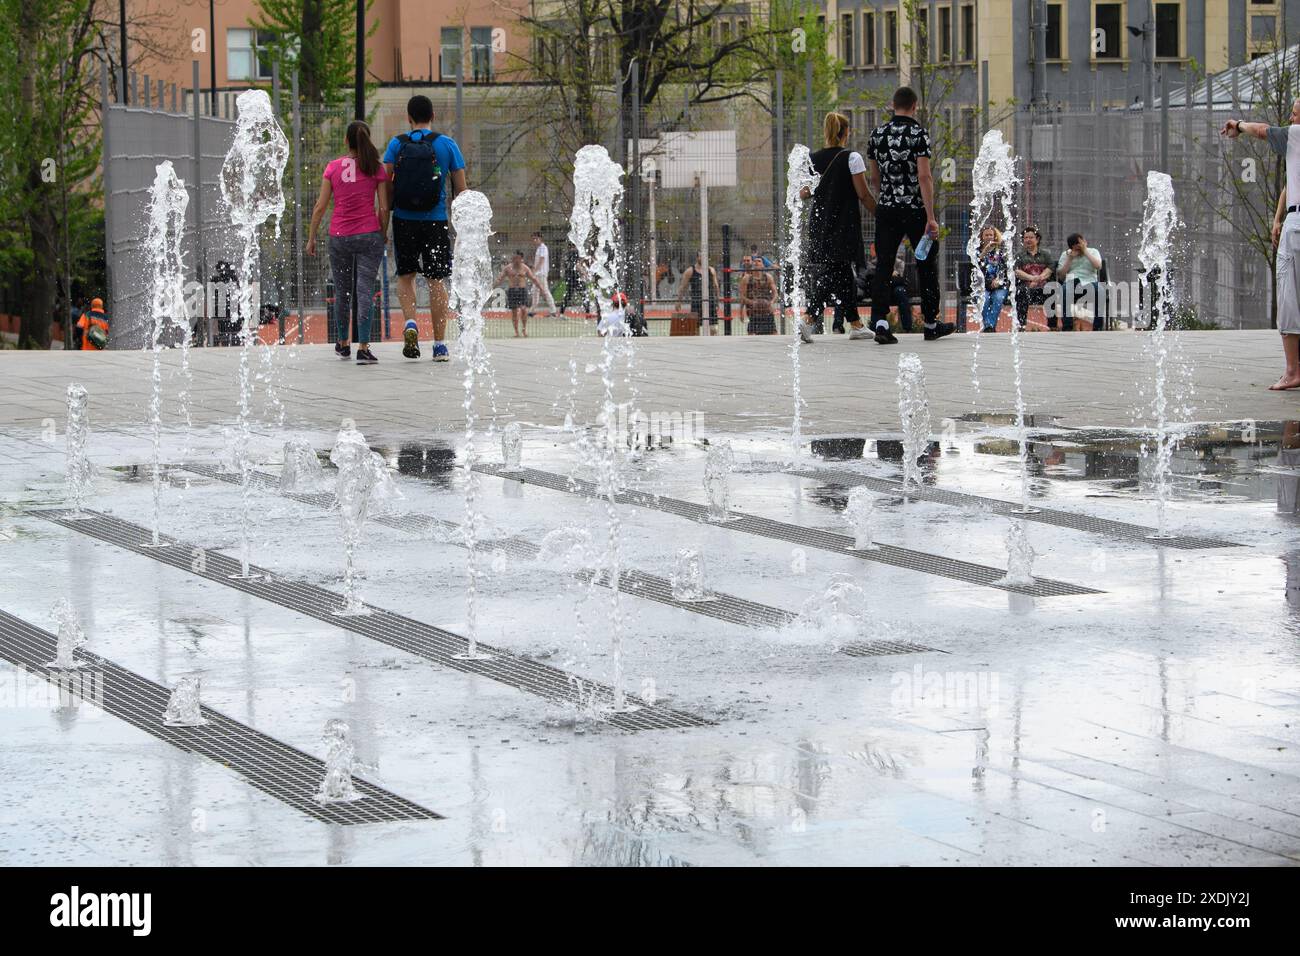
top-left (102, 64), bottom-right (1271, 347)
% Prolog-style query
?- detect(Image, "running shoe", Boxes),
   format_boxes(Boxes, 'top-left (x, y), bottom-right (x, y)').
top-left (798, 322), bottom-right (815, 344)
top-left (873, 327), bottom-right (898, 345)
top-left (356, 348), bottom-right (378, 365)
top-left (335, 342), bottom-right (351, 359)
top-left (923, 322), bottom-right (957, 341)
top-left (402, 320), bottom-right (421, 359)
top-left (432, 343), bottom-right (450, 362)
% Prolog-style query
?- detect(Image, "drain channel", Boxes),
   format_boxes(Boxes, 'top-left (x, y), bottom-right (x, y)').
top-left (787, 464), bottom-right (1239, 550)
top-left (31, 509), bottom-right (713, 732)
top-left (0, 609), bottom-right (441, 825)
top-left (182, 463), bottom-right (800, 631)
top-left (472, 465), bottom-right (1100, 598)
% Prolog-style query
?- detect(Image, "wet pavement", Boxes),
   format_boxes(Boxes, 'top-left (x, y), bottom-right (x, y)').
top-left (2, 395), bottom-right (1299, 865)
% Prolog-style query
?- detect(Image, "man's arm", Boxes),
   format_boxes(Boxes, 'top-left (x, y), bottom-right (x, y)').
top-left (869, 159), bottom-right (882, 198)
top-left (1275, 187), bottom-right (1288, 247)
top-left (383, 163), bottom-right (395, 228)
top-left (1083, 248), bottom-right (1102, 270)
top-left (448, 168), bottom-right (467, 208)
top-left (916, 156), bottom-right (937, 236)
top-left (1056, 252), bottom-right (1072, 281)
top-left (524, 264), bottom-right (544, 291)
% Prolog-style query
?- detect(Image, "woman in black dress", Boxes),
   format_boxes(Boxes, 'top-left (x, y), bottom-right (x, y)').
top-left (800, 112), bottom-right (877, 342)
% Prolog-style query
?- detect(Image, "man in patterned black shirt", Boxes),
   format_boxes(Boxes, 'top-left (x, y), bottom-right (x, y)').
top-left (867, 87), bottom-right (954, 343)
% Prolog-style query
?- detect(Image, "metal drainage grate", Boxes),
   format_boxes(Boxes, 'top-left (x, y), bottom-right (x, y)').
top-left (183, 463), bottom-right (799, 630)
top-left (0, 609), bottom-right (440, 826)
top-left (473, 465), bottom-right (1100, 598)
top-left (32, 509), bottom-right (712, 733)
top-left (838, 639), bottom-right (947, 658)
top-left (788, 465), bottom-right (1239, 551)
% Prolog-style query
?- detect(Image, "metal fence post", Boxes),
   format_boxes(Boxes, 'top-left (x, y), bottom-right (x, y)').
top-left (455, 55), bottom-right (464, 145)
top-left (1159, 67), bottom-right (1169, 173)
top-left (191, 60), bottom-right (209, 347)
top-left (292, 71), bottom-right (304, 344)
top-left (101, 63), bottom-right (115, 341)
top-left (804, 58), bottom-right (814, 147)
top-left (630, 60), bottom-right (642, 318)
top-left (776, 70), bottom-right (787, 334)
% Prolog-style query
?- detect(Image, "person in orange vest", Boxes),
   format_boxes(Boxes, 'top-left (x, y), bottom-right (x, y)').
top-left (76, 298), bottom-right (109, 350)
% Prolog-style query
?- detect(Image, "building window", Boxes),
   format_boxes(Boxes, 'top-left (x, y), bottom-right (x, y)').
top-left (841, 13), bottom-right (855, 66)
top-left (1045, 3), bottom-right (1063, 59)
top-left (864, 11), bottom-right (877, 66)
top-left (1251, 15), bottom-right (1277, 41)
top-left (885, 10), bottom-right (899, 64)
top-left (1093, 3), bottom-right (1123, 59)
top-left (228, 28), bottom-right (274, 82)
top-left (1154, 3), bottom-right (1180, 58)
top-left (915, 7), bottom-right (930, 62)
top-left (959, 4), bottom-right (976, 61)
top-left (440, 27), bottom-right (462, 79)
top-left (938, 6), bottom-right (952, 61)
top-left (470, 26), bottom-right (493, 81)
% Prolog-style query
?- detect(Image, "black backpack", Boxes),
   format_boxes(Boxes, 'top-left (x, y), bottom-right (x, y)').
top-left (392, 131), bottom-right (444, 213)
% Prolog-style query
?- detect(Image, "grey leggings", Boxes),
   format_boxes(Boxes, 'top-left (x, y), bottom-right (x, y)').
top-left (329, 231), bottom-right (385, 344)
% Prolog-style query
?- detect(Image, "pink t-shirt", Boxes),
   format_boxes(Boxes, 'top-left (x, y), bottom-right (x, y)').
top-left (324, 156), bottom-right (388, 236)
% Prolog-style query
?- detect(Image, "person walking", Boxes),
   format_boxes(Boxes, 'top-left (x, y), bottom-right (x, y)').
top-left (382, 95), bottom-right (467, 363)
top-left (529, 231), bottom-right (557, 316)
top-left (976, 226), bottom-right (1009, 332)
top-left (496, 250), bottom-right (546, 337)
top-left (798, 111), bottom-right (875, 342)
top-left (867, 87), bottom-right (954, 344)
top-left (1223, 106), bottom-right (1300, 389)
top-left (307, 120), bottom-right (389, 364)
top-left (74, 297), bottom-right (109, 351)
top-left (1013, 226), bottom-right (1053, 330)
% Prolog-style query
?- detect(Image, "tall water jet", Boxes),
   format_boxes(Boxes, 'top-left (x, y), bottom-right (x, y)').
top-left (568, 144), bottom-right (636, 712)
top-left (783, 145), bottom-right (819, 464)
top-left (844, 486), bottom-right (879, 551)
top-left (145, 161), bottom-right (191, 546)
top-left (968, 129), bottom-right (1035, 514)
top-left (220, 88), bottom-right (289, 578)
top-left (1137, 170), bottom-right (1181, 538)
top-left (47, 598), bottom-right (86, 669)
top-left (450, 189), bottom-right (497, 661)
top-left (329, 425), bottom-right (387, 615)
top-left (65, 383), bottom-right (93, 517)
top-left (162, 677), bottom-right (209, 726)
top-left (703, 441), bottom-right (735, 522)
top-left (316, 718), bottom-right (363, 803)
top-left (896, 353), bottom-right (933, 493)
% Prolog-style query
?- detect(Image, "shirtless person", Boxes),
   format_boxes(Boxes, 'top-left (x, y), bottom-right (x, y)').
top-left (497, 250), bottom-right (545, 337)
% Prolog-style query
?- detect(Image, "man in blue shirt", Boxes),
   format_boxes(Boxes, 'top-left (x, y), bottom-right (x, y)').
top-left (382, 95), bottom-right (467, 361)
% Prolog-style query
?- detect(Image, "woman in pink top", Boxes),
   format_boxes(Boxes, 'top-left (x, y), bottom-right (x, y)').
top-left (307, 121), bottom-right (390, 364)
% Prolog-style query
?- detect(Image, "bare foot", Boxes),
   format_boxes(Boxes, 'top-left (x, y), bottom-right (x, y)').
top-left (1268, 376), bottom-right (1300, 390)
top-left (522, 330), bottom-right (529, 338)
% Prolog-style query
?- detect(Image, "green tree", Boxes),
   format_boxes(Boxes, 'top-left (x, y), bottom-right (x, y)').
top-left (0, 0), bottom-right (111, 348)
top-left (253, 0), bottom-right (377, 108)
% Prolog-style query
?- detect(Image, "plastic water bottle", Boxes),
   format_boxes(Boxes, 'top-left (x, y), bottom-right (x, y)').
top-left (915, 234), bottom-right (934, 261)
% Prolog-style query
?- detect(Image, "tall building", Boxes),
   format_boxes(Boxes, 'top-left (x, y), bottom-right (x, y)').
top-left (826, 0), bottom-right (1300, 113)
top-left (119, 0), bottom-right (530, 98)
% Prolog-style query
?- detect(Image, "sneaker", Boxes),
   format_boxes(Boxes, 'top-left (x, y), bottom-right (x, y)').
top-left (356, 348), bottom-right (378, 365)
top-left (402, 321), bottom-right (421, 359)
top-left (432, 343), bottom-right (450, 362)
top-left (848, 326), bottom-right (873, 341)
top-left (874, 327), bottom-right (898, 345)
top-left (798, 322), bottom-right (815, 344)
top-left (335, 342), bottom-right (351, 359)
top-left (923, 322), bottom-right (957, 341)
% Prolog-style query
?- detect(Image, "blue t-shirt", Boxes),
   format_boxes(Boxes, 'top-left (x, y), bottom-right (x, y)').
top-left (382, 128), bottom-right (465, 221)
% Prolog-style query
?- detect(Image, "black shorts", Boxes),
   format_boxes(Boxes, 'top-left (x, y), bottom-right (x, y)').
top-left (506, 287), bottom-right (528, 309)
top-left (392, 217), bottom-right (452, 280)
